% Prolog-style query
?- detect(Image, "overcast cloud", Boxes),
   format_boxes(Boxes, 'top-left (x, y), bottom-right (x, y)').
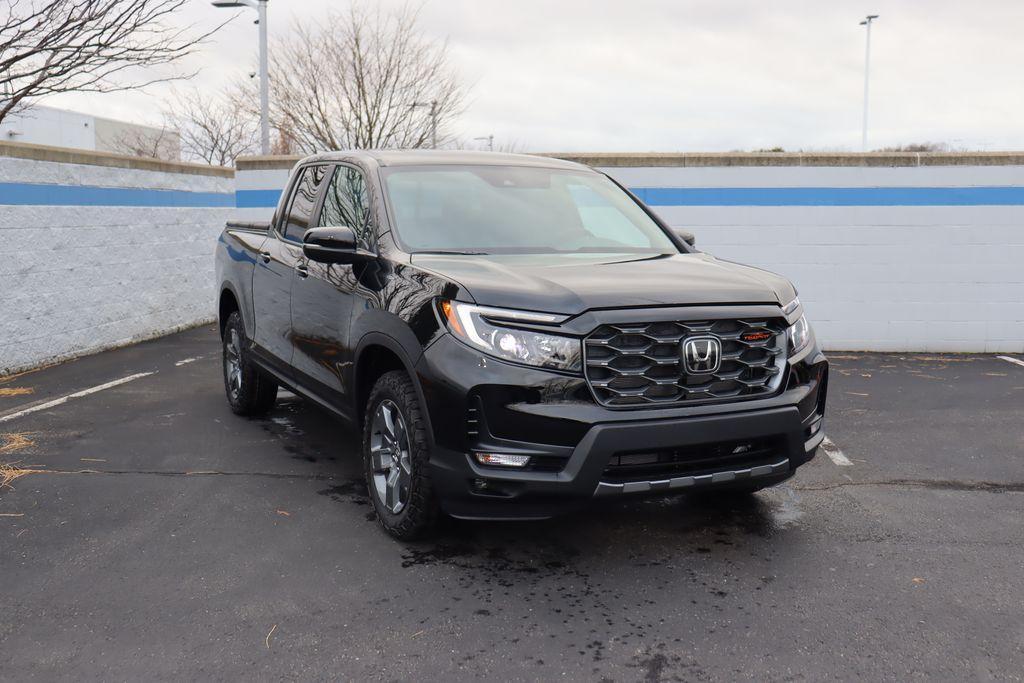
top-left (45, 0), bottom-right (1024, 152)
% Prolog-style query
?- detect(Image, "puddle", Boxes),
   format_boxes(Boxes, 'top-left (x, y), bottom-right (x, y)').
top-left (317, 479), bottom-right (370, 507)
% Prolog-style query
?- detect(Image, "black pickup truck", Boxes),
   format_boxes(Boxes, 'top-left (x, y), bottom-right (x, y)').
top-left (215, 150), bottom-right (828, 539)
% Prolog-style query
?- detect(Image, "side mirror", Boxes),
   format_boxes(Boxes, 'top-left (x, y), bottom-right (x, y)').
top-left (673, 228), bottom-right (696, 248)
top-left (302, 226), bottom-right (371, 264)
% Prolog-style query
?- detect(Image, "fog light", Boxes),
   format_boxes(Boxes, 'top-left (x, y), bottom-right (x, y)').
top-left (474, 453), bottom-right (531, 468)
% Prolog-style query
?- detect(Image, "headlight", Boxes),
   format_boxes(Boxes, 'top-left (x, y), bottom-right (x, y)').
top-left (787, 314), bottom-right (812, 355)
top-left (438, 300), bottom-right (581, 372)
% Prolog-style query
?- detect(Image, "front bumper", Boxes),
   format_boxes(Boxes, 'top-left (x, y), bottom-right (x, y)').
top-left (416, 327), bottom-right (828, 520)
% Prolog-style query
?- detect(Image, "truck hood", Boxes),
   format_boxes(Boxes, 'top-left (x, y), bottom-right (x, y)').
top-left (410, 252), bottom-right (796, 314)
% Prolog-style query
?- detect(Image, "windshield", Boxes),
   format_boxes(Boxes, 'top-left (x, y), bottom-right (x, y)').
top-left (381, 165), bottom-right (679, 254)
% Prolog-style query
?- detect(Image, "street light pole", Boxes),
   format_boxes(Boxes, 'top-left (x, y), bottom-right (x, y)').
top-left (859, 14), bottom-right (879, 152)
top-left (257, 0), bottom-right (269, 155)
top-left (212, 0), bottom-right (270, 155)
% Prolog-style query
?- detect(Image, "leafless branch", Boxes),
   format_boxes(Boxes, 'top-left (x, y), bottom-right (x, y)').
top-left (165, 88), bottom-right (259, 166)
top-left (101, 116), bottom-right (179, 161)
top-left (235, 2), bottom-right (466, 153)
top-left (0, 0), bottom-right (228, 123)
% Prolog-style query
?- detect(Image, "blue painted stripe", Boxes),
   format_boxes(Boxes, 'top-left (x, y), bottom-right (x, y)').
top-left (632, 186), bottom-right (1024, 206)
top-left (8, 181), bottom-right (1019, 208)
top-left (236, 188), bottom-right (283, 208)
top-left (0, 182), bottom-right (234, 207)
top-left (233, 185), bottom-right (1024, 209)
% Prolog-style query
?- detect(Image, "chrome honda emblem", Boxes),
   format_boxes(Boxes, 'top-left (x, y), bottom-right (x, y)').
top-left (682, 336), bottom-right (722, 374)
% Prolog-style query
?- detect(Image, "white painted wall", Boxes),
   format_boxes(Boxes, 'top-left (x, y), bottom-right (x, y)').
top-left (233, 167), bottom-right (292, 222)
top-left (0, 155), bottom-right (233, 375)
top-left (602, 165), bottom-right (1024, 353)
top-left (1, 106), bottom-right (96, 150)
top-left (0, 104), bottom-right (179, 158)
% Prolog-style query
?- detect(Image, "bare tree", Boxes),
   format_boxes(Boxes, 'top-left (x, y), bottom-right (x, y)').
top-left (245, 3), bottom-right (465, 152)
top-left (167, 89), bottom-right (259, 166)
top-left (103, 116), bottom-right (180, 161)
top-left (875, 142), bottom-right (954, 153)
top-left (456, 136), bottom-right (526, 153)
top-left (0, 0), bottom-right (226, 124)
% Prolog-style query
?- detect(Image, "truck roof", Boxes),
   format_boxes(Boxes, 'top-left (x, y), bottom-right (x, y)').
top-left (298, 149), bottom-right (591, 171)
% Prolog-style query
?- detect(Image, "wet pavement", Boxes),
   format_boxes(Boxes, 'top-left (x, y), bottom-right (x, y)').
top-left (1, 327), bottom-right (1023, 680)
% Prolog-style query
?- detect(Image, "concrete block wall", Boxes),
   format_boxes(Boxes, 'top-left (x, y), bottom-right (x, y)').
top-left (236, 151), bottom-right (1024, 353)
top-left (588, 159), bottom-right (1024, 353)
top-left (2, 145), bottom-right (1021, 375)
top-left (234, 156), bottom-right (296, 223)
top-left (0, 141), bottom-right (234, 375)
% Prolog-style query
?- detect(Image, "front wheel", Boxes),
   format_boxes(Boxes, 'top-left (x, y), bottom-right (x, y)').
top-left (222, 311), bottom-right (278, 416)
top-left (363, 371), bottom-right (438, 540)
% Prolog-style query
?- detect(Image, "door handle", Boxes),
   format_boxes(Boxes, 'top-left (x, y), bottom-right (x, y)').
top-left (295, 263), bottom-right (309, 279)
top-left (259, 251), bottom-right (271, 263)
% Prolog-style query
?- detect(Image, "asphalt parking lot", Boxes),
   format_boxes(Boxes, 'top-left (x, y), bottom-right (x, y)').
top-left (2, 326), bottom-right (1023, 681)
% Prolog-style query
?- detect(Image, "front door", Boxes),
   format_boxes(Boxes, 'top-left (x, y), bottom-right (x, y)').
top-left (250, 164), bottom-right (328, 374)
top-left (290, 163), bottom-right (374, 411)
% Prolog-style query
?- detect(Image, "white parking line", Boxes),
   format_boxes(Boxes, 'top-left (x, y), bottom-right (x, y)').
top-left (175, 357), bottom-right (202, 366)
top-left (0, 372), bottom-right (156, 424)
top-left (997, 355), bottom-right (1024, 369)
top-left (821, 436), bottom-right (854, 467)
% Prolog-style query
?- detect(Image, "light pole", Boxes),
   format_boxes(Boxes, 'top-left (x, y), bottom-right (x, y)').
top-left (473, 135), bottom-right (494, 152)
top-left (859, 14), bottom-right (879, 152)
top-left (213, 0), bottom-right (270, 155)
top-left (410, 100), bottom-right (439, 148)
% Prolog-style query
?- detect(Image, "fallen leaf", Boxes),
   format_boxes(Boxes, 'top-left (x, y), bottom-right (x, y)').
top-left (275, 509), bottom-right (291, 517)
top-left (265, 624), bottom-right (277, 649)
top-left (911, 577), bottom-right (926, 585)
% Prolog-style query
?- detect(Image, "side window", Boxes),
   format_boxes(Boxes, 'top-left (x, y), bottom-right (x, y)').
top-left (318, 165), bottom-right (372, 249)
top-left (281, 165), bottom-right (327, 243)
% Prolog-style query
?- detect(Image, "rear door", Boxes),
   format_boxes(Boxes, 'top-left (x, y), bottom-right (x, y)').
top-left (289, 163), bottom-right (374, 412)
top-left (250, 164), bottom-right (328, 374)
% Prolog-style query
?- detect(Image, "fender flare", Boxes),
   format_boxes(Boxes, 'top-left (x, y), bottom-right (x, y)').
top-left (218, 281), bottom-right (249, 337)
top-left (352, 331), bottom-right (436, 447)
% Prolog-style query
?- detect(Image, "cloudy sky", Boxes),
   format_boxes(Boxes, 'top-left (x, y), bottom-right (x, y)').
top-left (48, 0), bottom-right (1024, 152)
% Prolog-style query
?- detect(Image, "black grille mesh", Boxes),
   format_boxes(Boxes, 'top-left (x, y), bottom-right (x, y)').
top-left (584, 318), bottom-right (787, 407)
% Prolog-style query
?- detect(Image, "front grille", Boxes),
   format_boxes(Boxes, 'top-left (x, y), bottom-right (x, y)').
top-left (583, 318), bottom-right (787, 407)
top-left (602, 437), bottom-right (783, 483)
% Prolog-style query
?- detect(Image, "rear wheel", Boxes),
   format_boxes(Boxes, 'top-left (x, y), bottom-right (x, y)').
top-left (363, 370), bottom-right (438, 539)
top-left (222, 311), bottom-right (278, 416)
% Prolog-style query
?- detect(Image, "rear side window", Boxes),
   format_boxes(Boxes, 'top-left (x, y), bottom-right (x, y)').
top-left (281, 165), bottom-right (327, 242)
top-left (319, 165), bottom-right (372, 249)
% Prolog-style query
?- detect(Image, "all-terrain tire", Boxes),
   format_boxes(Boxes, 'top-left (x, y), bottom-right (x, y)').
top-left (363, 370), bottom-right (439, 540)
top-left (222, 311), bottom-right (278, 416)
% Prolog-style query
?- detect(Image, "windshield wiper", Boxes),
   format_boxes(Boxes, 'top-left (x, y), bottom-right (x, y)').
top-left (414, 250), bottom-right (490, 255)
